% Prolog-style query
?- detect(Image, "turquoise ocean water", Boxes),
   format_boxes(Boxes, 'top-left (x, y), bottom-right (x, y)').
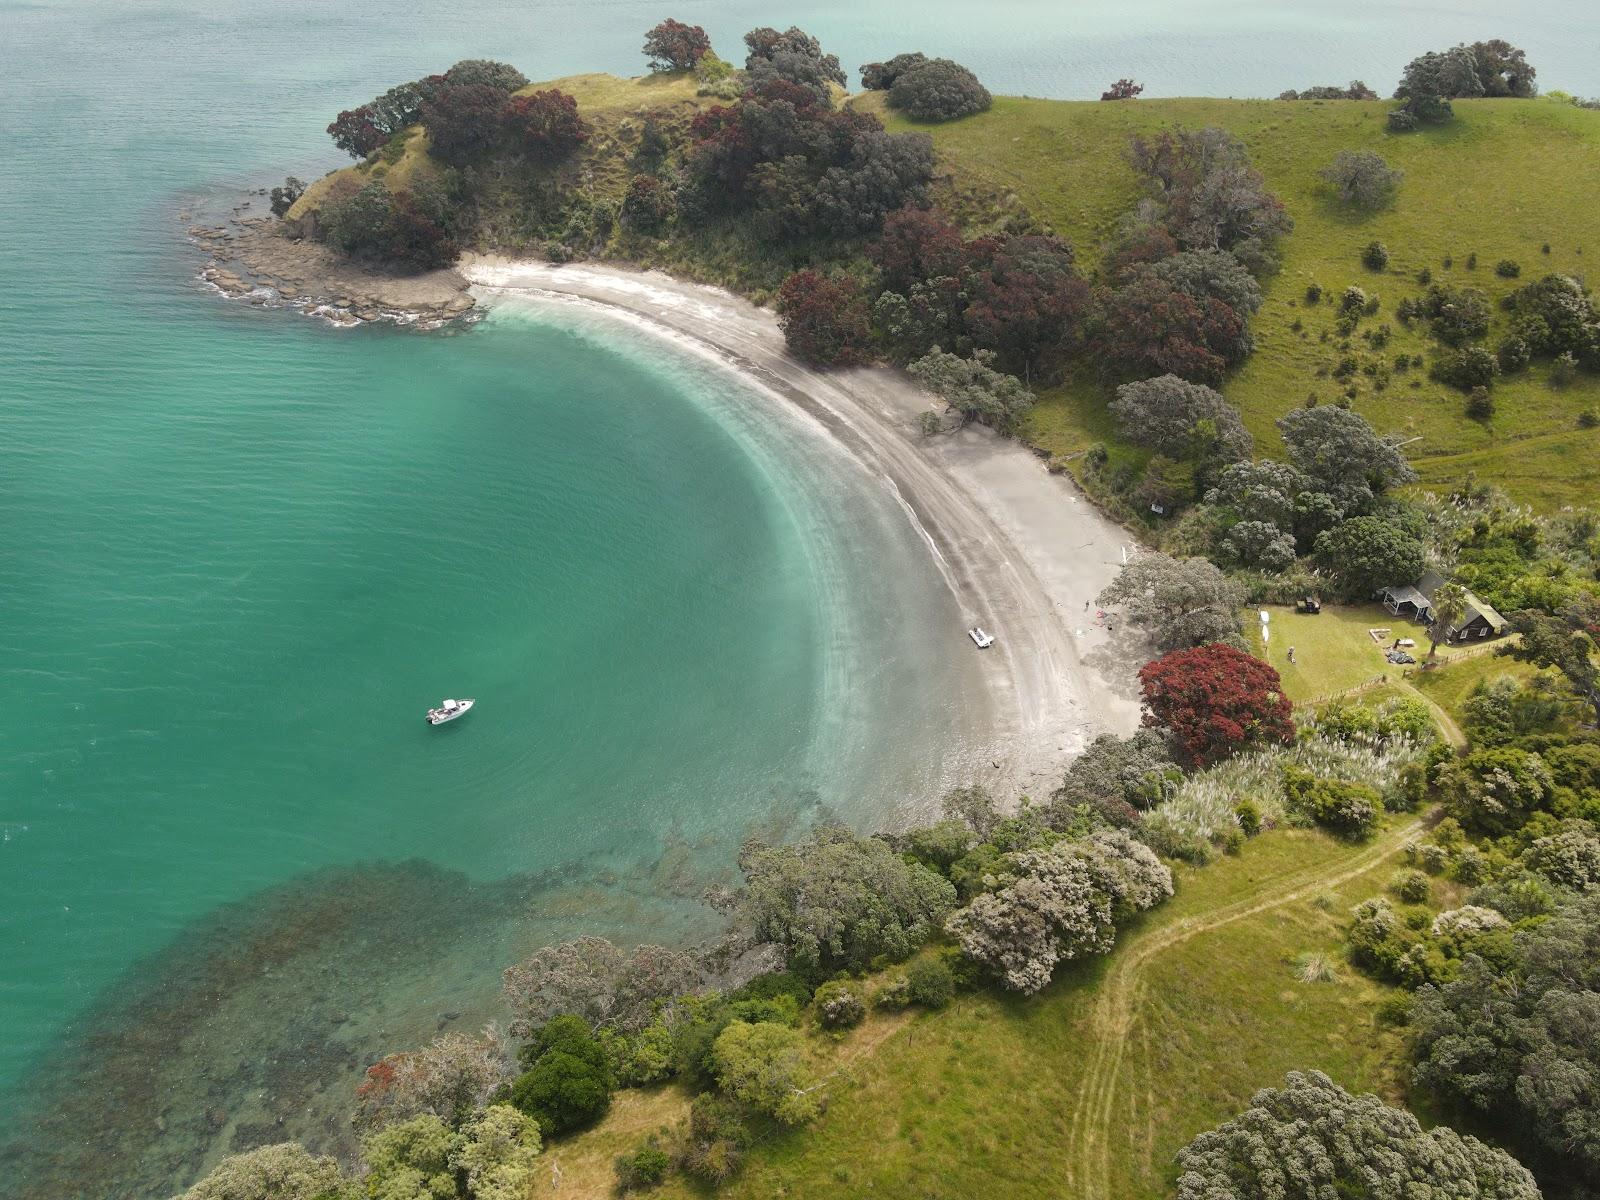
top-left (1, 1), bottom-right (1595, 1194)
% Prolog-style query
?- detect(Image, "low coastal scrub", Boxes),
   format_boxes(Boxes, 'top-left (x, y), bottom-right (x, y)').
top-left (1142, 696), bottom-right (1433, 858)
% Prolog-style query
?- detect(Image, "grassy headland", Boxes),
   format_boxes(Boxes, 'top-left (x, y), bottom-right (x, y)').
top-left (290, 82), bottom-right (1600, 510)
top-left (857, 92), bottom-right (1600, 509)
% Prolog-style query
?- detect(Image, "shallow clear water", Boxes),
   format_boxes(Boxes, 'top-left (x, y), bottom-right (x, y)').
top-left (1, 0), bottom-right (1595, 1193)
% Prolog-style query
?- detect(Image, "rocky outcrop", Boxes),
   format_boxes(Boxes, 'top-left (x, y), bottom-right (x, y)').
top-left (188, 204), bottom-right (475, 329)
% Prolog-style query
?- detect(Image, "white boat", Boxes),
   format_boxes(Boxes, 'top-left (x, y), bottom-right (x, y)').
top-left (426, 698), bottom-right (475, 725)
top-left (968, 628), bottom-right (995, 648)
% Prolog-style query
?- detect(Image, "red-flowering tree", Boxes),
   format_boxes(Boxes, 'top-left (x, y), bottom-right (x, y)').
top-left (1139, 644), bottom-right (1294, 766)
top-left (1104, 224), bottom-right (1178, 281)
top-left (327, 105), bottom-right (386, 158)
top-left (775, 271), bottom-right (874, 367)
top-left (643, 18), bottom-right (713, 72)
top-left (1101, 78), bottom-right (1145, 101)
top-left (870, 206), bottom-right (968, 294)
top-left (385, 190), bottom-right (459, 270)
top-left (504, 89), bottom-right (588, 162)
top-left (621, 174), bottom-right (675, 232)
top-left (419, 82), bottom-right (512, 166)
top-left (962, 234), bottom-right (1089, 380)
top-left (1097, 275), bottom-right (1245, 385)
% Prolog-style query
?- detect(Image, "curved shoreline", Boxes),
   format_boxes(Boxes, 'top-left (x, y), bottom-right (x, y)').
top-left (461, 256), bottom-right (1145, 793)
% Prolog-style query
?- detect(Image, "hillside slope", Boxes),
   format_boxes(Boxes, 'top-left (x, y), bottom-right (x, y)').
top-left (860, 92), bottom-right (1600, 509)
top-left (288, 80), bottom-right (1600, 509)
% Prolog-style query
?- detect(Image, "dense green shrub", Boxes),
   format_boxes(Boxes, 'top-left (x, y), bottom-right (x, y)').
top-left (812, 980), bottom-right (866, 1029)
top-left (621, 174), bottom-right (675, 232)
top-left (1362, 241), bottom-right (1390, 271)
top-left (872, 974), bottom-right (912, 1010)
top-left (1466, 386), bottom-right (1494, 420)
top-left (1285, 767), bottom-right (1381, 838)
top-left (510, 1016), bottom-right (614, 1135)
top-left (1234, 799), bottom-right (1262, 836)
top-left (887, 58), bottom-right (992, 121)
top-left (677, 1093), bottom-right (750, 1183)
top-left (1422, 284), bottom-right (1491, 344)
top-left (615, 1142), bottom-right (671, 1191)
top-left (711, 1020), bottom-right (822, 1124)
top-left (860, 51), bottom-right (928, 90)
top-left (1497, 336), bottom-right (1531, 372)
top-left (1391, 869), bottom-right (1432, 903)
top-left (1495, 259), bottom-right (1521, 278)
top-left (906, 956), bottom-right (955, 1009)
top-left (1432, 346), bottom-right (1498, 390)
top-left (1322, 151), bottom-right (1402, 209)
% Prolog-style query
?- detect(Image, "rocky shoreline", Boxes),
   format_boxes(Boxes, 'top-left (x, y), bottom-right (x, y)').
top-left (186, 199), bottom-right (476, 329)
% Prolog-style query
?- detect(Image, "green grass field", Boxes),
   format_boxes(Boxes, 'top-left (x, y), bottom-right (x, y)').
top-left (1245, 602), bottom-right (1500, 703)
top-left (553, 826), bottom-right (1416, 1200)
top-left (1409, 647), bottom-right (1545, 721)
top-left (861, 92), bottom-right (1600, 511)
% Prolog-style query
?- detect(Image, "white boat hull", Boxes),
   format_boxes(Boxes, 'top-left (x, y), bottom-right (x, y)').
top-left (426, 698), bottom-right (475, 725)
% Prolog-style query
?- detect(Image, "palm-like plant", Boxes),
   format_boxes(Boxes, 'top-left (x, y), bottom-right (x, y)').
top-left (1427, 581), bottom-right (1468, 658)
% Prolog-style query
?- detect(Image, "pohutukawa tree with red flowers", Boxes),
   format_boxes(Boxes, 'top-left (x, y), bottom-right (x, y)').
top-left (643, 18), bottom-right (714, 72)
top-left (503, 89), bottom-right (589, 162)
top-left (775, 271), bottom-right (874, 367)
top-left (1139, 643), bottom-right (1295, 766)
top-left (327, 106), bottom-right (386, 159)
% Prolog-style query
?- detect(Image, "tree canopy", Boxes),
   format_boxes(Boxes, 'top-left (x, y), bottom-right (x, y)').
top-left (1500, 594), bottom-right (1600, 725)
top-left (1313, 516), bottom-right (1428, 598)
top-left (501, 936), bottom-right (701, 1037)
top-left (886, 58), bottom-right (993, 122)
top-left (1098, 552), bottom-right (1245, 652)
top-left (1276, 405), bottom-right (1416, 509)
top-left (642, 19), bottom-right (713, 72)
top-left (1139, 643), bottom-right (1295, 766)
top-left (1175, 1069), bottom-right (1540, 1200)
top-left (177, 1143), bottom-right (353, 1200)
top-left (1412, 891), bottom-right (1600, 1186)
top-left (945, 830), bottom-right (1172, 993)
top-left (1110, 374), bottom-right (1252, 463)
top-left (909, 347), bottom-right (1035, 435)
top-left (731, 825), bottom-right (957, 973)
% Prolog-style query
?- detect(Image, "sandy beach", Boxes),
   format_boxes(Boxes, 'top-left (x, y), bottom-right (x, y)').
top-left (461, 256), bottom-right (1146, 795)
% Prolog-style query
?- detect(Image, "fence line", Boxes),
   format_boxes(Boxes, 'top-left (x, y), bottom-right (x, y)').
top-left (1309, 674), bottom-right (1391, 704)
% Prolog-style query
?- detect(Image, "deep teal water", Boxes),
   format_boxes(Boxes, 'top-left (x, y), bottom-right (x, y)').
top-left (1, 1), bottom-right (1595, 1194)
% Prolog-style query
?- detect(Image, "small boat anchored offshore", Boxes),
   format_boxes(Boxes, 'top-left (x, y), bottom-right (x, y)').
top-left (967, 628), bottom-right (996, 648)
top-left (426, 698), bottom-right (475, 726)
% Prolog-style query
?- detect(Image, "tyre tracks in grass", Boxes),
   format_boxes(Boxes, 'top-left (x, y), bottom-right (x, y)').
top-left (1062, 818), bottom-right (1424, 1200)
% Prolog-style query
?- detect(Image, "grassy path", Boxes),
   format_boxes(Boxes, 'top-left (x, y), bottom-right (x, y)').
top-left (1062, 817), bottom-right (1424, 1199)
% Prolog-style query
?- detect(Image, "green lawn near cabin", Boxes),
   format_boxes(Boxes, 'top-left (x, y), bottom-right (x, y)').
top-left (860, 93), bottom-right (1600, 511)
top-left (1245, 603), bottom-right (1494, 703)
top-left (629, 826), bottom-right (1413, 1200)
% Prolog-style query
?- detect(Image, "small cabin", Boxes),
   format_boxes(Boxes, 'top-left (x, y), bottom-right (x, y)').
top-left (1378, 570), bottom-right (1507, 642)
top-left (1440, 593), bottom-right (1509, 643)
top-left (1380, 569), bottom-right (1446, 621)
